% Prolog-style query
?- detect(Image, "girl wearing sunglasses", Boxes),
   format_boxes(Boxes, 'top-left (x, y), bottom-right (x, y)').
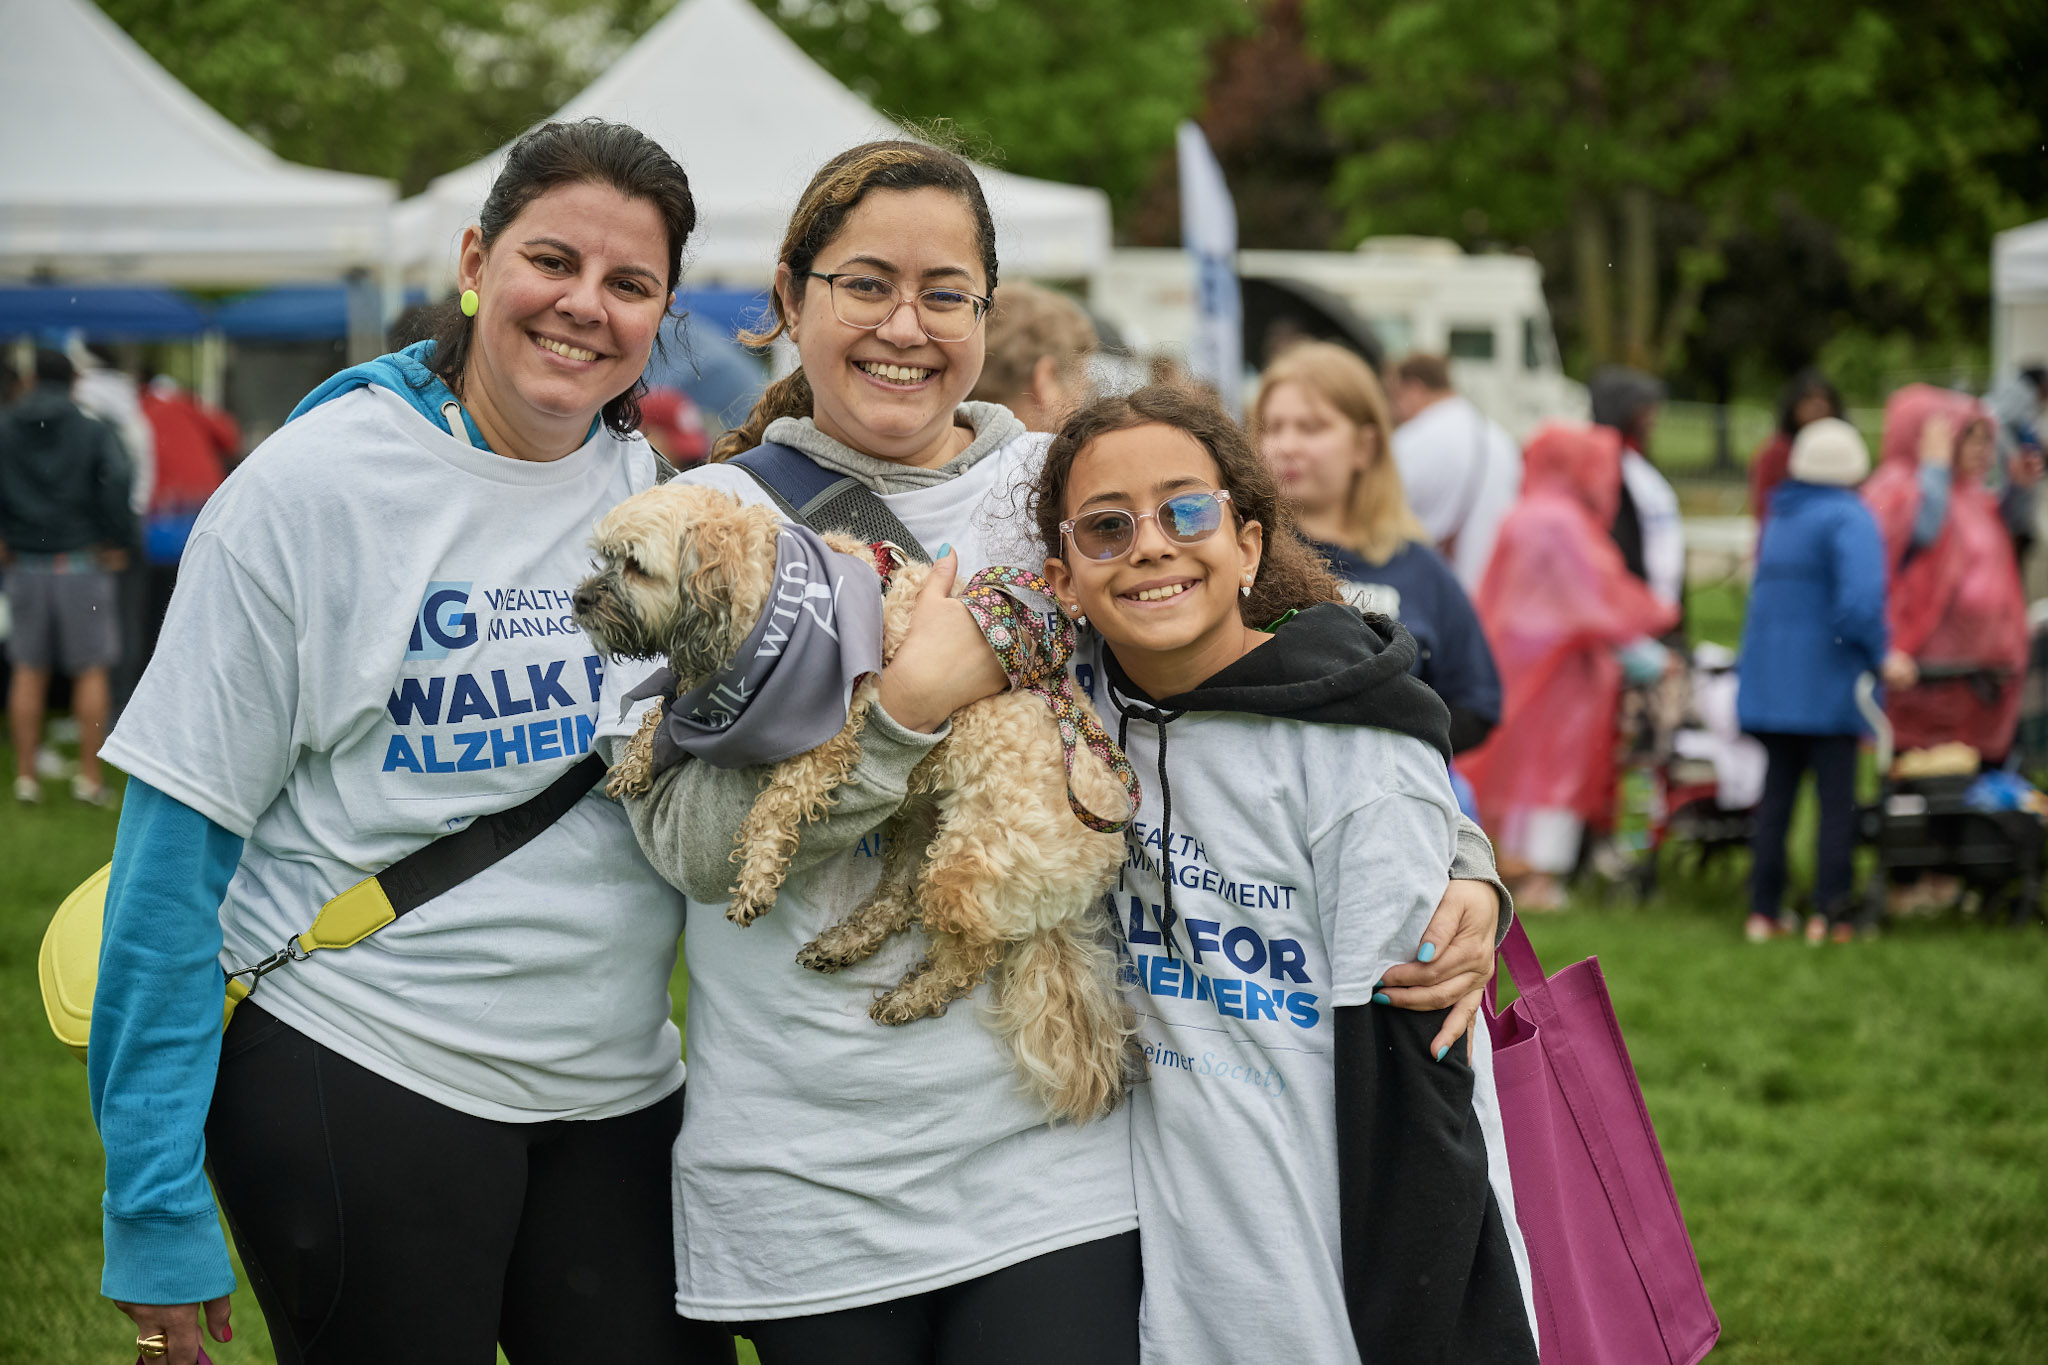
top-left (1035, 385), bottom-right (1539, 1365)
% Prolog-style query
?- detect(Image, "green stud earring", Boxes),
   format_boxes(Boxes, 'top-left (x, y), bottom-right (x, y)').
top-left (460, 288), bottom-right (479, 318)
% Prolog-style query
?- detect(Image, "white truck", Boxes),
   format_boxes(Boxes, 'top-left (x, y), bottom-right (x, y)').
top-left (1089, 237), bottom-right (1585, 439)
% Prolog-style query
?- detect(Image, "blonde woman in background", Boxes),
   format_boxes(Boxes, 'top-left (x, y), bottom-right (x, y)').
top-left (967, 280), bottom-right (1097, 432)
top-left (1255, 341), bottom-right (1502, 756)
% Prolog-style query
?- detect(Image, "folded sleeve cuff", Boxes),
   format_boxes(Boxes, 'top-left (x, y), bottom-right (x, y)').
top-left (1451, 813), bottom-right (1515, 945)
top-left (102, 1208), bottom-right (236, 1306)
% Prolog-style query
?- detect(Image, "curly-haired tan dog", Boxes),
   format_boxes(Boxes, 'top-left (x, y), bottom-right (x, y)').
top-left (575, 482), bottom-right (1138, 1123)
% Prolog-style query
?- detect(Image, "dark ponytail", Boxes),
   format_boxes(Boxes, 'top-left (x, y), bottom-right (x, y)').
top-left (712, 139), bottom-right (999, 462)
top-left (421, 118), bottom-right (697, 439)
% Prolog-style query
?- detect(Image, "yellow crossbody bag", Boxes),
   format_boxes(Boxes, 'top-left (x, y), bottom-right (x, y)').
top-left (38, 755), bottom-right (605, 1063)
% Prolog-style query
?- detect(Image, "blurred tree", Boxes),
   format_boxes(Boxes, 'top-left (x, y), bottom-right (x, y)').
top-left (98, 0), bottom-right (669, 194)
top-left (754, 0), bottom-right (1248, 218)
top-left (1305, 0), bottom-right (2047, 380)
top-left (1127, 0), bottom-right (1342, 250)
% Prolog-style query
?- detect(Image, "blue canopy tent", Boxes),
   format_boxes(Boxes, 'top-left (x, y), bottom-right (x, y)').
top-left (0, 284), bottom-right (210, 339)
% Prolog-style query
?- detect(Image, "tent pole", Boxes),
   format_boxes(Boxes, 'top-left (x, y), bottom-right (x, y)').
top-left (197, 329), bottom-right (226, 409)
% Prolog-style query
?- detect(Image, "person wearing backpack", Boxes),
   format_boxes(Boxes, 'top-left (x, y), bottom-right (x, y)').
top-left (608, 138), bottom-right (1516, 1363)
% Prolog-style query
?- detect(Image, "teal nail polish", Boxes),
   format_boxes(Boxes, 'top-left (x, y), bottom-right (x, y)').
top-left (1372, 992), bottom-right (1391, 1006)
top-left (1372, 979), bottom-right (1385, 992)
top-left (1435, 1044), bottom-right (1450, 1062)
top-left (938, 542), bottom-right (952, 558)
top-left (1418, 942), bottom-right (1438, 964)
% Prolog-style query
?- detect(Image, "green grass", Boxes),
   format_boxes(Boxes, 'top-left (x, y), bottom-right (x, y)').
top-left (5, 749), bottom-right (2046, 1361)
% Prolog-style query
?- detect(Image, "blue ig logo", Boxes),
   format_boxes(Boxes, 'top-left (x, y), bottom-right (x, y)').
top-left (406, 581), bottom-right (478, 660)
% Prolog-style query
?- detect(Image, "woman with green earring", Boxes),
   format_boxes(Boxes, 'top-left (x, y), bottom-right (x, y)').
top-left (88, 120), bottom-right (734, 1365)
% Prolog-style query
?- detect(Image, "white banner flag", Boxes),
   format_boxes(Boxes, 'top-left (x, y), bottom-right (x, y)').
top-left (1177, 120), bottom-right (1242, 417)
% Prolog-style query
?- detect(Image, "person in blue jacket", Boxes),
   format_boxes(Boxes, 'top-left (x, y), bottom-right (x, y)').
top-left (1737, 417), bottom-right (1889, 944)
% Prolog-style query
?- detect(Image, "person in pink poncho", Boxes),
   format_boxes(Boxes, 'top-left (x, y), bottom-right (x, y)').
top-left (1861, 384), bottom-right (2030, 762)
top-left (1461, 422), bottom-right (1680, 907)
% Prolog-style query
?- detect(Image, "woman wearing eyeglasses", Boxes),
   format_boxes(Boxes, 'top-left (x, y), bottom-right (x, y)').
top-left (610, 140), bottom-right (1514, 1365)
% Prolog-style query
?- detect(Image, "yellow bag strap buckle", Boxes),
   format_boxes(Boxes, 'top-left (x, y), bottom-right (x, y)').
top-left (226, 877), bottom-right (397, 994)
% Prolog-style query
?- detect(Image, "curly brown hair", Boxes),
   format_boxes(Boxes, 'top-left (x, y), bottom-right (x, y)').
top-left (1029, 385), bottom-right (1344, 629)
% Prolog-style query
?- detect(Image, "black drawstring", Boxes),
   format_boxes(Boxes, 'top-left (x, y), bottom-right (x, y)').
top-left (1113, 685), bottom-right (1187, 960)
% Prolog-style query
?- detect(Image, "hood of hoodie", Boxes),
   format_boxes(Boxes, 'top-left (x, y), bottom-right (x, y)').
top-left (1103, 602), bottom-right (1451, 761)
top-left (1523, 420), bottom-right (1625, 525)
top-left (282, 339), bottom-right (602, 453)
top-left (1878, 383), bottom-right (1993, 487)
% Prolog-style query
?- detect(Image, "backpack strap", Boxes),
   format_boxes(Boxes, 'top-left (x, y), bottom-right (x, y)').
top-left (730, 441), bottom-right (933, 563)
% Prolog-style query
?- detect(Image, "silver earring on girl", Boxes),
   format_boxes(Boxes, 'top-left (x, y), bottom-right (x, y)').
top-left (1240, 578), bottom-right (1252, 597)
top-left (1068, 603), bottom-right (1087, 629)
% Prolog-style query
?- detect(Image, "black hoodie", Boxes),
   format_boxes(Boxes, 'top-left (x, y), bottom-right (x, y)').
top-left (1103, 603), bottom-right (1536, 1365)
top-left (0, 383), bottom-right (138, 556)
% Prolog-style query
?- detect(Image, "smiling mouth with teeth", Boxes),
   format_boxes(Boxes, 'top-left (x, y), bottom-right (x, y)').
top-left (535, 334), bottom-right (601, 363)
top-left (1127, 583), bottom-right (1193, 602)
top-left (855, 359), bottom-right (935, 384)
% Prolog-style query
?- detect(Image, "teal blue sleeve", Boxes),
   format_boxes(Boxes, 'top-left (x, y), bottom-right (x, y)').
top-left (89, 777), bottom-right (244, 1305)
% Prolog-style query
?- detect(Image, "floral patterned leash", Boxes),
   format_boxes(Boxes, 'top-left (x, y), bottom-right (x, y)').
top-left (957, 565), bottom-right (1142, 833)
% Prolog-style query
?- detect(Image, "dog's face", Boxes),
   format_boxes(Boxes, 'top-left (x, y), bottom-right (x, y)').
top-left (573, 483), bottom-right (784, 686)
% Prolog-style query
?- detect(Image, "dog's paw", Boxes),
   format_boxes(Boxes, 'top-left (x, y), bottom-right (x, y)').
top-left (870, 978), bottom-right (947, 1025)
top-left (795, 936), bottom-right (851, 973)
top-left (604, 701), bottom-right (665, 799)
top-left (725, 897), bottom-right (768, 927)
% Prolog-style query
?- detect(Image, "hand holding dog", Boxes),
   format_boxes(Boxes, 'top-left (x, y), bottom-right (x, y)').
top-left (1375, 879), bottom-right (1502, 1061)
top-left (877, 550), bottom-right (1010, 733)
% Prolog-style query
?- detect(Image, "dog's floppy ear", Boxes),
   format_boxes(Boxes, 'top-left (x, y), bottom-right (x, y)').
top-left (666, 502), bottom-right (779, 686)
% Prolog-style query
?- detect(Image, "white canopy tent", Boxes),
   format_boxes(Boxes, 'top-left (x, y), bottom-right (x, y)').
top-left (397, 0), bottom-right (1111, 292)
top-left (0, 0), bottom-right (395, 286)
top-left (1994, 219), bottom-right (2048, 377)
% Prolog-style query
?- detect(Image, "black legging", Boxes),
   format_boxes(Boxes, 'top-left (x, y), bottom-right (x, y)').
top-left (1749, 730), bottom-right (1860, 921)
top-left (738, 1230), bottom-right (1141, 1365)
top-left (205, 1002), bottom-right (735, 1365)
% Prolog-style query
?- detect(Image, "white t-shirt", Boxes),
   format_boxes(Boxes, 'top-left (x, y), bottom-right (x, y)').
top-left (1392, 395), bottom-right (1522, 594)
top-left (102, 386), bottom-right (687, 1122)
top-left (612, 435), bottom-right (1138, 1320)
top-left (1621, 448), bottom-right (1685, 607)
top-left (1109, 707), bottom-right (1533, 1365)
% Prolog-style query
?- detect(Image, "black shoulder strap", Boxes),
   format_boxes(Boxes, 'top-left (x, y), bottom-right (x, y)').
top-left (374, 755), bottom-right (606, 915)
top-left (230, 752), bottom-right (609, 993)
top-left (730, 441), bottom-right (933, 563)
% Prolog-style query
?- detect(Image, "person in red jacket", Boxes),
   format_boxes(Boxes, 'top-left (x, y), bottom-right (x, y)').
top-left (1749, 368), bottom-right (1844, 524)
top-left (1461, 422), bottom-right (1680, 908)
top-left (1860, 384), bottom-right (2029, 761)
top-left (137, 371), bottom-right (240, 653)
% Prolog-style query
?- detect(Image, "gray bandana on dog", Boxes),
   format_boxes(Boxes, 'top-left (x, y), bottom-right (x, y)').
top-left (621, 524), bottom-right (886, 771)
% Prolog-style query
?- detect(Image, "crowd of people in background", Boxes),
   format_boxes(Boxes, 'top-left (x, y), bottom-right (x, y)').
top-left (9, 272), bottom-right (2048, 930)
top-left (0, 345), bottom-right (239, 808)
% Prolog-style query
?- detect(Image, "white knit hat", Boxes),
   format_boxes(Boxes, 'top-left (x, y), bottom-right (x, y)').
top-left (1788, 417), bottom-right (1870, 487)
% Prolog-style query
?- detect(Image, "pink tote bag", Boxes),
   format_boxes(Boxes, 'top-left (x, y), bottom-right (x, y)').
top-left (1485, 920), bottom-right (1720, 1364)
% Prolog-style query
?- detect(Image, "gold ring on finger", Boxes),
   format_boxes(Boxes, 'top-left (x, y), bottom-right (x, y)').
top-left (136, 1334), bottom-right (170, 1359)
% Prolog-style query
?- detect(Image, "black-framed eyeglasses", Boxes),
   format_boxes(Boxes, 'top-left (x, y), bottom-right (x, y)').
top-left (1060, 490), bottom-right (1236, 562)
top-left (805, 271), bottom-right (991, 343)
